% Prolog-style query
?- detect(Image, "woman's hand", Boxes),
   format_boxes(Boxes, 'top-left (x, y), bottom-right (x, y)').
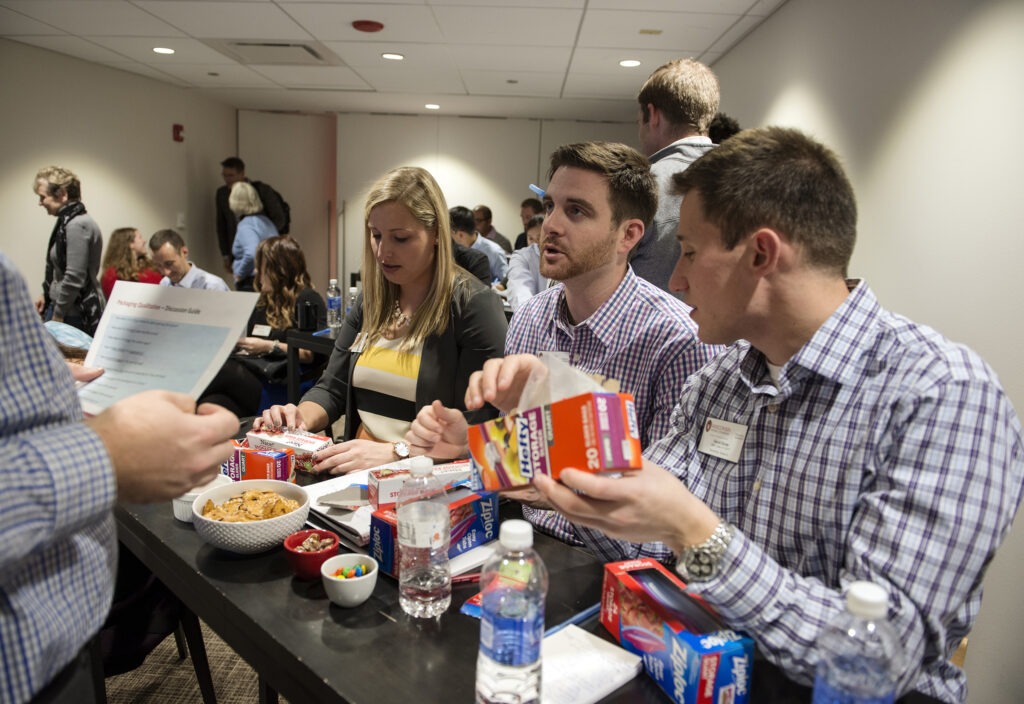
top-left (253, 403), bottom-right (306, 432)
top-left (237, 336), bottom-right (276, 356)
top-left (406, 400), bottom-right (469, 460)
top-left (311, 439), bottom-right (395, 475)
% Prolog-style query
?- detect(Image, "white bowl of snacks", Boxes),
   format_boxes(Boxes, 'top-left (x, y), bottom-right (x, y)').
top-left (320, 554), bottom-right (379, 608)
top-left (192, 479), bottom-right (309, 554)
top-left (172, 474), bottom-right (233, 522)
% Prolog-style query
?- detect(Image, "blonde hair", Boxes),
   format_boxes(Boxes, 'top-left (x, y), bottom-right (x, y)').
top-left (34, 165), bottom-right (81, 200)
top-left (102, 228), bottom-right (150, 281)
top-left (361, 166), bottom-right (456, 351)
top-left (229, 181), bottom-right (264, 216)
top-left (254, 236), bottom-right (313, 330)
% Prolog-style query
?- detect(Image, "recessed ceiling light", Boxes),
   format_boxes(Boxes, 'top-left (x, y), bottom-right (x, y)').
top-left (382, 53), bottom-right (404, 61)
top-left (619, 59), bottom-right (641, 68)
top-left (425, 104), bottom-right (440, 110)
top-left (153, 47), bottom-right (175, 55)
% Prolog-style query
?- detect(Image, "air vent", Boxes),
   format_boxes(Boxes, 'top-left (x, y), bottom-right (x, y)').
top-left (202, 39), bottom-right (343, 67)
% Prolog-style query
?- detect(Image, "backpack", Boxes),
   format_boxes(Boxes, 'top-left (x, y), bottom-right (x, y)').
top-left (253, 180), bottom-right (291, 235)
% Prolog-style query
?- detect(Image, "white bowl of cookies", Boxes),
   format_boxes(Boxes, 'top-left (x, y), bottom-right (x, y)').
top-left (191, 479), bottom-right (310, 554)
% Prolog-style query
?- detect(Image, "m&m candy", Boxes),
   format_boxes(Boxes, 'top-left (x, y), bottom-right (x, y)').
top-left (332, 564), bottom-right (368, 579)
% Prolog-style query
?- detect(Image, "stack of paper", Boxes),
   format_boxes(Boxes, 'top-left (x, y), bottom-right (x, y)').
top-left (542, 625), bottom-right (642, 704)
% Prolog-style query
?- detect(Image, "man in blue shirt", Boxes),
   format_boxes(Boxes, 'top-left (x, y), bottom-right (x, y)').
top-left (450, 206), bottom-right (508, 283)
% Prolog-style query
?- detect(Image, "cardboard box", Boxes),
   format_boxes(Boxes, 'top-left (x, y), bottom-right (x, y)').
top-left (246, 429), bottom-right (332, 476)
top-left (368, 460), bottom-right (473, 511)
top-left (601, 559), bottom-right (753, 704)
top-left (221, 442), bottom-right (294, 482)
top-left (370, 487), bottom-right (499, 578)
top-left (467, 391), bottom-right (642, 491)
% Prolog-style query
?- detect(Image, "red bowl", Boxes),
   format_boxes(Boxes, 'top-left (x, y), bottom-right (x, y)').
top-left (283, 529), bottom-right (341, 580)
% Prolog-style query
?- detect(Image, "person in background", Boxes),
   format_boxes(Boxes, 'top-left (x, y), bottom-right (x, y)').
top-left (453, 241), bottom-right (492, 285)
top-left (100, 227), bottom-right (162, 298)
top-left (451, 205), bottom-right (508, 283)
top-left (200, 236), bottom-right (326, 417)
top-left (708, 111), bottom-right (741, 144)
top-left (529, 128), bottom-right (1024, 703)
top-left (216, 156), bottom-right (288, 272)
top-left (504, 213), bottom-right (548, 313)
top-left (473, 204), bottom-right (512, 254)
top-left (633, 58), bottom-right (719, 291)
top-left (255, 166), bottom-right (507, 475)
top-left (229, 181), bottom-right (278, 291)
top-left (0, 251), bottom-right (238, 704)
top-left (513, 197), bottom-right (544, 250)
top-left (149, 229), bottom-right (230, 291)
top-left (33, 165), bottom-right (105, 335)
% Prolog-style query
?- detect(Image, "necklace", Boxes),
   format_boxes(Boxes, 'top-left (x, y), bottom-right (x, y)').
top-left (391, 300), bottom-right (412, 328)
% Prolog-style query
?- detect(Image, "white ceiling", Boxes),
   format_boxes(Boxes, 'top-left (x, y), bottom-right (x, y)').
top-left (0, 0), bottom-right (785, 122)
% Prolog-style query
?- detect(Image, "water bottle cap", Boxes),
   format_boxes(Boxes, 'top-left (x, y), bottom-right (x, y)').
top-left (407, 456), bottom-right (434, 476)
top-left (329, 278), bottom-right (338, 286)
top-left (499, 519), bottom-right (533, 550)
top-left (845, 581), bottom-right (888, 620)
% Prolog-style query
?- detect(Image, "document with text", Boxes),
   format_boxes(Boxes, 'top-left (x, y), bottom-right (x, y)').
top-left (79, 281), bottom-right (257, 415)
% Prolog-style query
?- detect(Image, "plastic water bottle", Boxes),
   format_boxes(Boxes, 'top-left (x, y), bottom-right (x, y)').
top-left (812, 581), bottom-right (906, 704)
top-left (346, 286), bottom-right (358, 315)
top-left (397, 457), bottom-right (451, 618)
top-left (326, 278), bottom-right (342, 329)
top-left (475, 520), bottom-right (549, 704)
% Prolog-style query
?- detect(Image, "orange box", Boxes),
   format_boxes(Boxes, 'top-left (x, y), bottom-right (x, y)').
top-left (467, 391), bottom-right (642, 491)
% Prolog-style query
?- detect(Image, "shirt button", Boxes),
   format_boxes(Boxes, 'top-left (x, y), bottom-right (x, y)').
top-left (752, 479), bottom-right (762, 494)
top-left (767, 404), bottom-right (779, 414)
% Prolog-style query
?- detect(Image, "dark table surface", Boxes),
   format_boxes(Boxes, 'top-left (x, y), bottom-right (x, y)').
top-left (115, 500), bottom-right (668, 704)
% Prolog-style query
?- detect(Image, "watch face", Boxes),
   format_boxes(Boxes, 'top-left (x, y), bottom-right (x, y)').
top-left (394, 441), bottom-right (410, 458)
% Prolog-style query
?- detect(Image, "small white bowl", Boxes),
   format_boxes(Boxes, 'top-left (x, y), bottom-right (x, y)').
top-left (192, 479), bottom-right (310, 554)
top-left (172, 474), bottom-right (233, 522)
top-left (320, 554), bottom-right (379, 608)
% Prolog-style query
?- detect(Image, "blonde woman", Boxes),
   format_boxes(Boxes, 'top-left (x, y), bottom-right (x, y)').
top-left (255, 166), bottom-right (507, 475)
top-left (100, 227), bottom-right (161, 298)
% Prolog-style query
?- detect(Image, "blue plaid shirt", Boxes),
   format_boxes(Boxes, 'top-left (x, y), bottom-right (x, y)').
top-left (0, 253), bottom-right (116, 702)
top-left (639, 281), bottom-right (1022, 703)
top-left (507, 267), bottom-right (723, 550)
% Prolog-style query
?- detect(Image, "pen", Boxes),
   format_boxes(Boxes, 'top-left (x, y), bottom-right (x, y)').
top-left (528, 183), bottom-right (545, 198)
top-left (544, 601), bottom-right (601, 637)
top-left (452, 572), bottom-right (481, 585)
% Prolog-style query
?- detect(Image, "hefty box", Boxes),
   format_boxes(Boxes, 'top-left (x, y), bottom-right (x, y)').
top-left (246, 428), bottom-right (332, 476)
top-left (370, 487), bottom-right (498, 578)
top-left (368, 460), bottom-right (473, 510)
top-left (221, 441), bottom-right (294, 482)
top-left (601, 559), bottom-right (753, 704)
top-left (467, 391), bottom-right (641, 491)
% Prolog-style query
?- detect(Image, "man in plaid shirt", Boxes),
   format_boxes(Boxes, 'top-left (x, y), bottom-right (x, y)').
top-left (531, 127), bottom-right (1024, 703)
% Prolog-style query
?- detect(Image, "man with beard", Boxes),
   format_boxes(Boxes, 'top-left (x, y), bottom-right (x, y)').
top-left (406, 141), bottom-right (721, 554)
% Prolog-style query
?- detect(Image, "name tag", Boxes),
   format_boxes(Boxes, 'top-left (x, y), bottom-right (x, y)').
top-left (539, 351), bottom-right (570, 365)
top-left (351, 332), bottom-right (368, 354)
top-left (697, 417), bottom-right (748, 463)
top-left (251, 324), bottom-right (272, 337)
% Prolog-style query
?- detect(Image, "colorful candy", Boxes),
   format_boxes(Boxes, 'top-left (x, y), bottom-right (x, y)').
top-left (332, 564), bottom-right (369, 579)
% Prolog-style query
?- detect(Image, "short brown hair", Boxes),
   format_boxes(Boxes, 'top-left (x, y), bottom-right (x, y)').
top-left (672, 127), bottom-right (857, 275)
top-left (547, 141), bottom-right (657, 227)
top-left (637, 59), bottom-right (719, 134)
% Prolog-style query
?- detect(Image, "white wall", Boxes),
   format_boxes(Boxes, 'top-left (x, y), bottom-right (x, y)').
top-left (713, 1), bottom-right (1024, 701)
top-left (0, 39), bottom-right (236, 289)
top-left (335, 113), bottom-right (636, 288)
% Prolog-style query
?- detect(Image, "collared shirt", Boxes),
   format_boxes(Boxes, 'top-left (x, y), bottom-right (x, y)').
top-left (645, 281), bottom-right (1023, 703)
top-left (507, 267), bottom-right (722, 550)
top-left (505, 244), bottom-right (548, 312)
top-left (471, 235), bottom-right (509, 282)
top-left (0, 252), bottom-right (117, 702)
top-left (161, 261), bottom-right (230, 291)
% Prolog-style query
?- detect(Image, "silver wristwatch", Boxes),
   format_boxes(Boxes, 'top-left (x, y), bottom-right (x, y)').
top-left (676, 522), bottom-right (735, 582)
top-left (392, 440), bottom-right (410, 460)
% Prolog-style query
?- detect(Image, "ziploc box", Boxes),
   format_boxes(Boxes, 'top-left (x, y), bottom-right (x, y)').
top-left (221, 441), bottom-right (294, 482)
top-left (601, 559), bottom-right (753, 704)
top-left (467, 391), bottom-right (642, 491)
top-left (246, 428), bottom-right (332, 476)
top-left (370, 487), bottom-right (498, 578)
top-left (368, 460), bottom-right (473, 511)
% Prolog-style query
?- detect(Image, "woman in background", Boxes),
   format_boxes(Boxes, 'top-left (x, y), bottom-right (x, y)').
top-left (230, 181), bottom-right (278, 291)
top-left (100, 227), bottom-right (161, 298)
top-left (255, 166), bottom-right (507, 475)
top-left (200, 236), bottom-right (325, 417)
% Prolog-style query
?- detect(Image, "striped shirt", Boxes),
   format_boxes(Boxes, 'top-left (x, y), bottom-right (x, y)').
top-left (507, 267), bottom-right (723, 551)
top-left (642, 281), bottom-right (1023, 703)
top-left (1, 252), bottom-right (116, 702)
top-left (353, 336), bottom-right (423, 442)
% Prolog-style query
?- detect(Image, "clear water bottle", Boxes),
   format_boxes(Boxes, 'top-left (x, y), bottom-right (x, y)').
top-left (346, 286), bottom-right (358, 315)
top-left (326, 278), bottom-right (342, 329)
top-left (397, 456), bottom-right (451, 618)
top-left (475, 520), bottom-right (549, 704)
top-left (812, 581), bottom-right (907, 704)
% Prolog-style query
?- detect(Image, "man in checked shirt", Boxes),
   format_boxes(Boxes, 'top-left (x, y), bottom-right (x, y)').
top-left (526, 127), bottom-right (1024, 703)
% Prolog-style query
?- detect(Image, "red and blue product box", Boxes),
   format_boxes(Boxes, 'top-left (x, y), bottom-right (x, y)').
top-left (601, 559), bottom-right (753, 704)
top-left (370, 487), bottom-right (499, 578)
top-left (221, 440), bottom-right (294, 482)
top-left (368, 460), bottom-right (472, 510)
top-left (467, 391), bottom-right (642, 492)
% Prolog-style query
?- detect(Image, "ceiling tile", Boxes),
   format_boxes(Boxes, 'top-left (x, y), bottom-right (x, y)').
top-left (250, 63), bottom-right (371, 89)
top-left (425, 0), bottom-right (582, 7)
top-left (563, 70), bottom-right (644, 100)
top-left (1, 0), bottom-right (184, 37)
top-left (0, 5), bottom-right (63, 34)
top-left (448, 45), bottom-right (571, 73)
top-left (323, 41), bottom-right (456, 70)
top-left (6, 35), bottom-right (130, 62)
top-left (747, 0), bottom-right (787, 17)
top-left (135, 1), bottom-right (312, 40)
top-left (588, 0), bottom-right (752, 11)
top-left (569, 47), bottom-right (699, 75)
top-left (356, 66), bottom-right (465, 94)
top-left (100, 60), bottom-right (193, 86)
top-left (578, 10), bottom-right (737, 51)
top-left (461, 70), bottom-right (564, 98)
top-left (282, 3), bottom-right (445, 43)
top-left (150, 62), bottom-right (280, 88)
top-left (707, 14), bottom-right (762, 54)
top-left (430, 5), bottom-right (582, 47)
top-left (88, 35), bottom-right (235, 63)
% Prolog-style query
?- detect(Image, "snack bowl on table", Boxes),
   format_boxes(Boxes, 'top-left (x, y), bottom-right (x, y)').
top-left (192, 479), bottom-right (310, 554)
top-left (283, 528), bottom-right (341, 580)
top-left (320, 554), bottom-right (379, 608)
top-left (172, 473), bottom-right (232, 522)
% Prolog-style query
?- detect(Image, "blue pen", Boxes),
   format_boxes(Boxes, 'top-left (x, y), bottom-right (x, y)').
top-left (528, 183), bottom-right (545, 198)
top-left (544, 601), bottom-right (601, 637)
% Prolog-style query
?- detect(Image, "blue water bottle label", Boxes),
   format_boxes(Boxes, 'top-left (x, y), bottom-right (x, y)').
top-left (812, 674), bottom-right (895, 704)
top-left (480, 607), bottom-right (544, 666)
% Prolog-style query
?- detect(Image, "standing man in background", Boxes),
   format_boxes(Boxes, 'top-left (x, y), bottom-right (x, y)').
top-left (632, 58), bottom-right (719, 291)
top-left (215, 156), bottom-right (289, 272)
top-left (473, 205), bottom-right (512, 254)
top-left (514, 197), bottom-right (544, 250)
